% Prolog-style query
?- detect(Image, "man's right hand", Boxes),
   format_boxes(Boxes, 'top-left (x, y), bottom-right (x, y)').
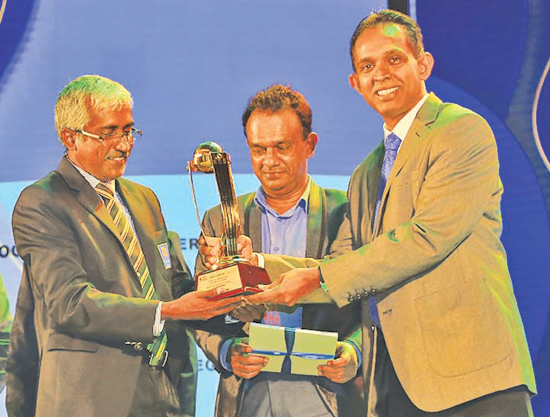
top-left (229, 338), bottom-right (268, 379)
top-left (161, 289), bottom-right (241, 320)
top-left (198, 235), bottom-right (258, 269)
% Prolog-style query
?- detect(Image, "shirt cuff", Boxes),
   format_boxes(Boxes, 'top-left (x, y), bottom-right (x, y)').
top-left (345, 339), bottom-right (362, 368)
top-left (153, 302), bottom-right (165, 337)
top-left (219, 338), bottom-right (234, 372)
top-left (256, 253), bottom-right (265, 268)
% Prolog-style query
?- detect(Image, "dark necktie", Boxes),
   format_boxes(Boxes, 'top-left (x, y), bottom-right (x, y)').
top-left (96, 183), bottom-right (168, 366)
top-left (370, 132), bottom-right (402, 327)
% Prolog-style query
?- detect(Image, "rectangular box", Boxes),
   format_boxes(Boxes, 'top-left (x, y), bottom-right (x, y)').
top-left (249, 323), bottom-right (337, 375)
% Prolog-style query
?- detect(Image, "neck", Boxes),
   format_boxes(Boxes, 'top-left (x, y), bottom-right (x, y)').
top-left (264, 179), bottom-right (308, 215)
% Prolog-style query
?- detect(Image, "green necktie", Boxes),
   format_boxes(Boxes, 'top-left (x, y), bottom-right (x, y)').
top-left (96, 183), bottom-right (167, 366)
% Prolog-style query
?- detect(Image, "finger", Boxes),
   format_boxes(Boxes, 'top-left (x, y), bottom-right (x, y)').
top-left (232, 367), bottom-right (263, 379)
top-left (233, 354), bottom-right (267, 366)
top-left (245, 289), bottom-right (280, 304)
top-left (198, 288), bottom-right (221, 298)
top-left (326, 356), bottom-right (347, 367)
top-left (317, 364), bottom-right (344, 381)
top-left (205, 254), bottom-right (218, 264)
top-left (201, 302), bottom-right (241, 319)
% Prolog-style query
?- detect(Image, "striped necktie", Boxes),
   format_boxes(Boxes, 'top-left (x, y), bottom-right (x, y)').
top-left (373, 132), bottom-right (402, 230)
top-left (370, 132), bottom-right (402, 327)
top-left (96, 183), bottom-right (168, 366)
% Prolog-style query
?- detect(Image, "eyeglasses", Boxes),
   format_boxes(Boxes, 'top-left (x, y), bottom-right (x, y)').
top-left (75, 127), bottom-right (143, 145)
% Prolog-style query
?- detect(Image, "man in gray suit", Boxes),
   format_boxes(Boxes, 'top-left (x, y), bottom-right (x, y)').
top-left (6, 74), bottom-right (238, 417)
top-left (195, 84), bottom-right (364, 417)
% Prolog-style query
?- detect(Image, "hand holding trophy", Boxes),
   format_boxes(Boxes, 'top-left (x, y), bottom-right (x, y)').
top-left (188, 142), bottom-right (271, 299)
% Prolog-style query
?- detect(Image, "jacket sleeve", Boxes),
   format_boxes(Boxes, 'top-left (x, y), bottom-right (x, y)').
top-left (321, 112), bottom-right (501, 307)
top-left (5, 267), bottom-right (38, 417)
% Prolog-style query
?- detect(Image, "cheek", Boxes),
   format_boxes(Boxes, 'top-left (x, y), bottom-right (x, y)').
top-left (250, 157), bottom-right (263, 173)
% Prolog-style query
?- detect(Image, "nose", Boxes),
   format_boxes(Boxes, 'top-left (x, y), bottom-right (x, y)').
top-left (373, 61), bottom-right (390, 82)
top-left (263, 147), bottom-right (279, 167)
top-left (114, 136), bottom-right (133, 152)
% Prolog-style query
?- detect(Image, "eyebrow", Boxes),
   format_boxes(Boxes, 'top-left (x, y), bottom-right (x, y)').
top-left (250, 139), bottom-right (292, 147)
top-left (102, 122), bottom-right (134, 131)
top-left (356, 48), bottom-right (406, 69)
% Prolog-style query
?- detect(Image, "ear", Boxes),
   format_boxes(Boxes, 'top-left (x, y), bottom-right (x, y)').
top-left (418, 52), bottom-right (434, 81)
top-left (349, 73), bottom-right (362, 95)
top-left (305, 132), bottom-right (318, 157)
top-left (60, 128), bottom-right (77, 150)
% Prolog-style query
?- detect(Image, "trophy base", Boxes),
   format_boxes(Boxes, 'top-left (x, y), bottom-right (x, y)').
top-left (195, 262), bottom-right (271, 300)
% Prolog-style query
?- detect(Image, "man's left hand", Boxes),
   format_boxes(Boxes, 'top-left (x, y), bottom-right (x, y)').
top-left (245, 267), bottom-right (320, 306)
top-left (229, 301), bottom-right (266, 322)
top-left (317, 341), bottom-right (358, 384)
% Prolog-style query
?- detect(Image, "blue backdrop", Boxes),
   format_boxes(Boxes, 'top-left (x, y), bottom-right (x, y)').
top-left (0, 0), bottom-right (549, 415)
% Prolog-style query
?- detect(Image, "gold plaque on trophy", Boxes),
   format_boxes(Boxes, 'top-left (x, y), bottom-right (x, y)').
top-left (187, 142), bottom-right (271, 299)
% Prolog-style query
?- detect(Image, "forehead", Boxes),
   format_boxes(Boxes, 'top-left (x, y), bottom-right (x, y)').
top-left (86, 103), bottom-right (134, 128)
top-left (246, 109), bottom-right (303, 144)
top-left (353, 24), bottom-right (414, 60)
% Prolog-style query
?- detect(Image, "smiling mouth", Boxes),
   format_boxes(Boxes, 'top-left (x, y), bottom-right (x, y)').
top-left (376, 86), bottom-right (399, 97)
top-left (106, 152), bottom-right (128, 162)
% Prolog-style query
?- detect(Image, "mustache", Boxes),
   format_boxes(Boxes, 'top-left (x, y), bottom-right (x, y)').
top-left (105, 151), bottom-right (129, 159)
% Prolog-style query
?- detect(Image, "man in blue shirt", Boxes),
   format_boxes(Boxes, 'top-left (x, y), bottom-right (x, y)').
top-left (194, 85), bottom-right (363, 417)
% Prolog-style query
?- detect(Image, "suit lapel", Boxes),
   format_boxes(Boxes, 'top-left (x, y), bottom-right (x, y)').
top-left (374, 93), bottom-right (442, 234)
top-left (305, 180), bottom-right (326, 258)
top-left (58, 157), bottom-right (122, 241)
top-left (366, 143), bottom-right (385, 239)
top-left (243, 193), bottom-right (263, 252)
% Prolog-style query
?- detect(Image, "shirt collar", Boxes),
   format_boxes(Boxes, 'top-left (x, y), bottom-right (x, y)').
top-left (255, 176), bottom-right (311, 217)
top-left (383, 93), bottom-right (429, 142)
top-left (66, 155), bottom-right (116, 193)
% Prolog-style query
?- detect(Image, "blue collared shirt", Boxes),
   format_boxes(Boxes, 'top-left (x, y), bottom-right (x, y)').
top-left (254, 178), bottom-right (311, 328)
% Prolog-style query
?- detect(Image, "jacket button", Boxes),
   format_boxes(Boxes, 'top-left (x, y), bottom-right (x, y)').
top-left (134, 342), bottom-right (144, 351)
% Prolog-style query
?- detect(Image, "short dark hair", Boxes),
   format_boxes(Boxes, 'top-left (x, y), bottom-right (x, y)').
top-left (242, 84), bottom-right (312, 140)
top-left (350, 9), bottom-right (425, 71)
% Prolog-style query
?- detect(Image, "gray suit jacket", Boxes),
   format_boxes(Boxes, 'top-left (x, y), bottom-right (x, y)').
top-left (7, 157), bottom-right (194, 417)
top-left (194, 180), bottom-right (364, 417)
top-left (264, 94), bottom-right (537, 412)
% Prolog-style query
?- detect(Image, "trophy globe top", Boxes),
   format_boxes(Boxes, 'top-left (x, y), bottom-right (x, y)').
top-left (189, 141), bottom-right (227, 173)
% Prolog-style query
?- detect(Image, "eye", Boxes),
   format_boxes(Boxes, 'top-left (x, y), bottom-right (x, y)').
top-left (390, 55), bottom-right (403, 64)
top-left (251, 147), bottom-right (265, 156)
top-left (361, 63), bottom-right (373, 72)
top-left (100, 127), bottom-right (117, 137)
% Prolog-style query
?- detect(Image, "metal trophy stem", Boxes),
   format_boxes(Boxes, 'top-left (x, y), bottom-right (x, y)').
top-left (187, 141), bottom-right (270, 298)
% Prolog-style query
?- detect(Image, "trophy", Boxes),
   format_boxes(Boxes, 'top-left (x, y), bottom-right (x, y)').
top-left (187, 142), bottom-right (271, 299)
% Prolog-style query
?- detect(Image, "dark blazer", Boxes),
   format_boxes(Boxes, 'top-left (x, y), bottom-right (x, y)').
top-left (264, 94), bottom-right (537, 412)
top-left (6, 157), bottom-right (194, 417)
top-left (194, 179), bottom-right (363, 417)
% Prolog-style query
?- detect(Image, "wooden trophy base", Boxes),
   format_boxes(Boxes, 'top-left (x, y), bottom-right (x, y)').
top-left (195, 262), bottom-right (271, 300)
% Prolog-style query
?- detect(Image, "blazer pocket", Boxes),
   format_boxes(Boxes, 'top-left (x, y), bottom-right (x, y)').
top-left (415, 282), bottom-right (512, 378)
top-left (46, 332), bottom-right (100, 353)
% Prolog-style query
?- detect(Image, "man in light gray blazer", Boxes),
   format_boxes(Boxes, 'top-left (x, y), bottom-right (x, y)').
top-left (239, 10), bottom-right (537, 417)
